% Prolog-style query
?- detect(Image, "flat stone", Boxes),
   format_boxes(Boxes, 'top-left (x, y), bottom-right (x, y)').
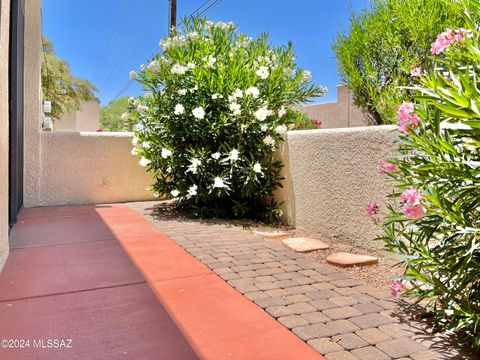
top-left (253, 230), bottom-right (293, 240)
top-left (327, 319), bottom-right (360, 334)
top-left (356, 328), bottom-right (392, 344)
top-left (323, 306), bottom-right (364, 320)
top-left (378, 323), bottom-right (416, 338)
top-left (349, 313), bottom-right (394, 329)
top-left (325, 351), bottom-right (360, 360)
top-left (307, 338), bottom-right (343, 354)
top-left (376, 337), bottom-right (428, 358)
top-left (282, 237), bottom-right (330, 252)
top-left (327, 253), bottom-right (378, 268)
top-left (278, 315), bottom-right (309, 329)
top-left (293, 323), bottom-right (339, 340)
top-left (300, 311), bottom-right (331, 324)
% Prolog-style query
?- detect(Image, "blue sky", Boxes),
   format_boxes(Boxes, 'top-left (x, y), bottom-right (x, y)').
top-left (42, 0), bottom-right (369, 105)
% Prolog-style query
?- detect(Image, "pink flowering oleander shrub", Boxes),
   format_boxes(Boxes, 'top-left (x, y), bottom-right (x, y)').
top-left (127, 17), bottom-right (325, 221)
top-left (379, 1), bottom-right (480, 347)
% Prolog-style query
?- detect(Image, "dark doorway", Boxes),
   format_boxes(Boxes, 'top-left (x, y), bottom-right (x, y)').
top-left (9, 0), bottom-right (25, 226)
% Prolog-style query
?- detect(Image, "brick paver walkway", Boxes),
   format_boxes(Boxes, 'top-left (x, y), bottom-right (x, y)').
top-left (129, 201), bottom-right (478, 360)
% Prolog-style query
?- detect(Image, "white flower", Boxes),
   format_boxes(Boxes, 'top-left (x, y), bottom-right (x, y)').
top-left (211, 93), bottom-right (222, 100)
top-left (187, 184), bottom-right (198, 197)
top-left (186, 158), bottom-right (202, 174)
top-left (205, 55), bottom-right (217, 68)
top-left (177, 89), bottom-right (187, 96)
top-left (129, 70), bottom-right (138, 80)
top-left (131, 147), bottom-right (139, 156)
top-left (263, 135), bottom-right (275, 147)
top-left (121, 112), bottom-right (129, 120)
top-left (233, 88), bottom-right (243, 98)
top-left (229, 102), bottom-right (241, 116)
top-left (171, 190), bottom-right (180, 198)
top-left (245, 86), bottom-right (260, 98)
top-left (275, 124), bottom-right (288, 135)
top-left (278, 106), bottom-right (287, 117)
top-left (302, 70), bottom-right (312, 81)
top-left (137, 104), bottom-right (148, 113)
top-left (171, 63), bottom-right (189, 75)
top-left (284, 68), bottom-right (295, 77)
top-left (147, 60), bottom-right (160, 72)
top-left (260, 124), bottom-right (269, 132)
top-left (229, 149), bottom-right (240, 161)
top-left (190, 85), bottom-right (198, 92)
top-left (139, 156), bottom-right (151, 167)
top-left (186, 31), bottom-right (199, 40)
top-left (142, 141), bottom-right (151, 149)
top-left (256, 66), bottom-right (269, 79)
top-left (144, 91), bottom-right (153, 98)
top-left (211, 152), bottom-right (221, 159)
top-left (131, 136), bottom-right (139, 145)
top-left (192, 107), bottom-right (205, 119)
top-left (174, 104), bottom-right (185, 115)
top-left (161, 148), bottom-right (172, 158)
top-left (128, 97), bottom-right (135, 105)
top-left (254, 107), bottom-right (272, 121)
top-left (187, 62), bottom-right (195, 69)
top-left (213, 177), bottom-right (227, 188)
top-left (253, 163), bottom-right (262, 173)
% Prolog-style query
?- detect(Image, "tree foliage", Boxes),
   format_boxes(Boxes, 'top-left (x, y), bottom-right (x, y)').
top-left (100, 96), bottom-right (131, 131)
top-left (41, 37), bottom-right (98, 120)
top-left (332, 0), bottom-right (463, 124)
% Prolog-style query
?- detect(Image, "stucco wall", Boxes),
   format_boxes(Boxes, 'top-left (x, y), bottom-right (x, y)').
top-left (275, 126), bottom-right (398, 250)
top-left (0, 0), bottom-right (10, 272)
top-left (55, 100), bottom-right (100, 132)
top-left (301, 85), bottom-right (369, 129)
top-left (32, 132), bottom-right (155, 207)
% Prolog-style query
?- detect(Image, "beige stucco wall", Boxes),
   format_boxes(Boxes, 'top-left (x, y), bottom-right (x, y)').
top-left (31, 132), bottom-right (155, 207)
top-left (275, 126), bottom-right (398, 250)
top-left (0, 0), bottom-right (11, 272)
top-left (302, 85), bottom-right (369, 129)
top-left (54, 100), bottom-right (100, 132)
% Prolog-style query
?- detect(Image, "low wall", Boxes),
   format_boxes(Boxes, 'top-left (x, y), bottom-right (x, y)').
top-left (31, 132), bottom-right (155, 207)
top-left (276, 125), bottom-right (398, 250)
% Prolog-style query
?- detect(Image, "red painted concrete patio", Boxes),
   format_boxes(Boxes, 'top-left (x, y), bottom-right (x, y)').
top-left (0, 204), bottom-right (323, 359)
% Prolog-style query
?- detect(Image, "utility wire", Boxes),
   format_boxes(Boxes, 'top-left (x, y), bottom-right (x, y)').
top-left (112, 0), bottom-right (223, 100)
top-left (92, 0), bottom-right (138, 84)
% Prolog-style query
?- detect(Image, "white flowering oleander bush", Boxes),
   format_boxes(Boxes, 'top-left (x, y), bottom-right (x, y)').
top-left (128, 17), bottom-right (325, 221)
top-left (377, 1), bottom-right (480, 346)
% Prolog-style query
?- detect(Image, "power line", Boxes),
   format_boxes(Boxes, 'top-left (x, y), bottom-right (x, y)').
top-left (92, 0), bottom-right (138, 84)
top-left (112, 0), bottom-right (223, 100)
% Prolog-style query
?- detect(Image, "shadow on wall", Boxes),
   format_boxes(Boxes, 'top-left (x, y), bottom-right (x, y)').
top-left (301, 85), bottom-right (369, 129)
top-left (54, 100), bottom-right (100, 132)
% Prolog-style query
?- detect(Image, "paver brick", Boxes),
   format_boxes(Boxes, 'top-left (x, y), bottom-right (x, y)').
top-left (334, 287), bottom-right (360, 296)
top-left (327, 253), bottom-right (378, 268)
top-left (379, 323), bottom-right (416, 338)
top-left (286, 285), bottom-right (315, 295)
top-left (309, 299), bottom-right (338, 311)
top-left (325, 351), bottom-right (360, 360)
top-left (352, 302), bottom-right (383, 315)
top-left (351, 346), bottom-right (390, 360)
top-left (349, 293), bottom-right (376, 304)
top-left (312, 282), bottom-right (337, 290)
top-left (238, 270), bottom-right (256, 278)
top-left (285, 294), bottom-right (310, 303)
top-left (310, 274), bottom-right (331, 282)
top-left (293, 323), bottom-right (339, 341)
top-left (277, 315), bottom-right (309, 329)
top-left (307, 338), bottom-right (343, 354)
top-left (281, 265), bottom-right (302, 272)
top-left (323, 306), bottom-right (364, 320)
top-left (264, 288), bottom-right (288, 298)
top-left (410, 350), bottom-right (445, 360)
top-left (273, 272), bottom-right (300, 280)
top-left (274, 279), bottom-right (297, 288)
top-left (305, 289), bottom-right (337, 300)
top-left (349, 313), bottom-right (394, 329)
top-left (244, 291), bottom-right (270, 301)
top-left (329, 296), bottom-right (358, 307)
top-left (282, 237), bottom-right (330, 252)
top-left (265, 305), bottom-right (295, 318)
top-left (287, 302), bottom-right (317, 315)
top-left (254, 296), bottom-right (290, 308)
top-left (255, 275), bottom-right (277, 283)
top-left (255, 268), bottom-right (284, 276)
top-left (300, 311), bottom-right (331, 324)
top-left (327, 320), bottom-right (360, 334)
top-left (330, 279), bottom-right (363, 288)
top-left (355, 328), bottom-right (392, 344)
top-left (376, 337), bottom-right (428, 358)
top-left (332, 333), bottom-right (368, 350)
top-left (255, 282), bottom-right (281, 291)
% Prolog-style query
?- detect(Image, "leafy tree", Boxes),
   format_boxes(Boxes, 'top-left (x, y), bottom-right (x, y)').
top-left (100, 96), bottom-right (131, 131)
top-left (332, 0), bottom-right (463, 124)
top-left (41, 37), bottom-right (98, 120)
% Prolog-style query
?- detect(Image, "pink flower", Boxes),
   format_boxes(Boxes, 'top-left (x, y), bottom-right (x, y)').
top-left (390, 279), bottom-right (403, 297)
top-left (377, 160), bottom-right (397, 175)
top-left (403, 204), bottom-right (426, 219)
top-left (410, 65), bottom-right (425, 78)
top-left (400, 187), bottom-right (423, 206)
top-left (365, 201), bottom-right (380, 216)
top-left (430, 28), bottom-right (472, 55)
top-left (96, 129), bottom-right (103, 132)
top-left (397, 103), bottom-right (420, 133)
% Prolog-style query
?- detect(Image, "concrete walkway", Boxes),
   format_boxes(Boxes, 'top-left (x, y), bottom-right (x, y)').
top-left (0, 204), bottom-right (321, 360)
top-left (129, 201), bottom-right (477, 360)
